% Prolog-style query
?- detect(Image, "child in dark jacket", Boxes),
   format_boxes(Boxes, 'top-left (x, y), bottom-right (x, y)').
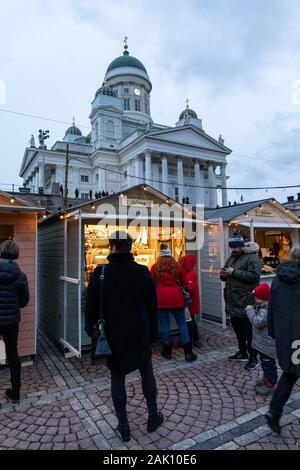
top-left (180, 255), bottom-right (201, 348)
top-left (245, 283), bottom-right (277, 396)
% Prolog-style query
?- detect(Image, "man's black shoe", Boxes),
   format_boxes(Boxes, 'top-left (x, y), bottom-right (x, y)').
top-left (5, 389), bottom-right (20, 404)
top-left (147, 411), bottom-right (164, 433)
top-left (117, 424), bottom-right (131, 442)
top-left (265, 411), bottom-right (281, 435)
top-left (228, 352), bottom-right (248, 362)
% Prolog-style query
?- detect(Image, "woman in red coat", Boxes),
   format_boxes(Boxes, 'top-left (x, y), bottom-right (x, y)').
top-left (151, 244), bottom-right (197, 362)
top-left (181, 254), bottom-right (201, 348)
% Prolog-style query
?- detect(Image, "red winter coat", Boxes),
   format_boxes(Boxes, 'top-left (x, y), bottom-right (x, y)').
top-left (181, 254), bottom-right (200, 315)
top-left (151, 261), bottom-right (186, 310)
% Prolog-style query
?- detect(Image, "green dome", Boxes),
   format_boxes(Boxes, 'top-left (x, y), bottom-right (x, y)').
top-left (95, 82), bottom-right (117, 98)
top-left (106, 50), bottom-right (147, 74)
top-left (179, 107), bottom-right (198, 121)
top-left (65, 123), bottom-right (82, 137)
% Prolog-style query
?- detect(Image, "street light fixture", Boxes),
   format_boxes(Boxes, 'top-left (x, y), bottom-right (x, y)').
top-left (38, 130), bottom-right (50, 193)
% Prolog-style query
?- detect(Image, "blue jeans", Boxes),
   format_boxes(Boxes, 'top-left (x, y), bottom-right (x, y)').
top-left (158, 308), bottom-right (190, 346)
top-left (260, 352), bottom-right (278, 385)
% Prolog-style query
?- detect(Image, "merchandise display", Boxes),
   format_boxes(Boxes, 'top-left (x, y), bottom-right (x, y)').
top-left (83, 224), bottom-right (185, 285)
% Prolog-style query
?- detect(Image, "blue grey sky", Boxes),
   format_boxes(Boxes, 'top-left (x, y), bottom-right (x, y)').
top-left (0, 0), bottom-right (300, 203)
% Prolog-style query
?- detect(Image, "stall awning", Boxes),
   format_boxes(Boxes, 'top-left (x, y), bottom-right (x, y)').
top-left (234, 222), bottom-right (300, 229)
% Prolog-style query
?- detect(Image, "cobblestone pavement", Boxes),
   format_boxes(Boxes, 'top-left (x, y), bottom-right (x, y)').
top-left (0, 321), bottom-right (299, 450)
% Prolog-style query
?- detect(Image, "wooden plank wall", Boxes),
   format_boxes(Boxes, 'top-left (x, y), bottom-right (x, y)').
top-left (38, 221), bottom-right (65, 344)
top-left (0, 212), bottom-right (37, 356)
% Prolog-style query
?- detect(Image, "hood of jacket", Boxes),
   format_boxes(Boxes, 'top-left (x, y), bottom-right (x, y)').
top-left (276, 262), bottom-right (300, 284)
top-left (244, 242), bottom-right (260, 254)
top-left (0, 259), bottom-right (21, 285)
top-left (182, 254), bottom-right (195, 272)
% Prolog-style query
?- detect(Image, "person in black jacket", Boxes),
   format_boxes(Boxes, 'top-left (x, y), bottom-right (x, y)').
top-left (265, 248), bottom-right (300, 435)
top-left (85, 231), bottom-right (163, 442)
top-left (0, 240), bottom-right (29, 405)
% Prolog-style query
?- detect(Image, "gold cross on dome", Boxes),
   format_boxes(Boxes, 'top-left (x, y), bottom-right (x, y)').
top-left (124, 36), bottom-right (128, 49)
top-left (186, 98), bottom-right (190, 108)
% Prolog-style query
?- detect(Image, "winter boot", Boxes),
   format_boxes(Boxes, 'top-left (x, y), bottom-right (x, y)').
top-left (183, 342), bottom-right (197, 362)
top-left (117, 423), bottom-right (131, 442)
top-left (256, 377), bottom-right (264, 386)
top-left (265, 411), bottom-right (281, 435)
top-left (147, 411), bottom-right (164, 433)
top-left (161, 343), bottom-right (172, 360)
top-left (5, 389), bottom-right (20, 404)
top-left (255, 379), bottom-right (276, 396)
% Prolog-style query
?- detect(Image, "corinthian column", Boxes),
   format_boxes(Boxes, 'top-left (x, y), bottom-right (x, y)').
top-left (208, 162), bottom-right (217, 208)
top-left (145, 150), bottom-right (152, 185)
top-left (221, 163), bottom-right (228, 207)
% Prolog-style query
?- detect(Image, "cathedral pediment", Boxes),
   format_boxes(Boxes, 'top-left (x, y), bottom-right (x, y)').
top-left (147, 126), bottom-right (231, 153)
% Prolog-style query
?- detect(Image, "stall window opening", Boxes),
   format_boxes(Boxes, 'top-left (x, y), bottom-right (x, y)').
top-left (0, 225), bottom-right (14, 245)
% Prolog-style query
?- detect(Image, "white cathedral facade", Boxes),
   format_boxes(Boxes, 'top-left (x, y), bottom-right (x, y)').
top-left (19, 41), bottom-right (231, 208)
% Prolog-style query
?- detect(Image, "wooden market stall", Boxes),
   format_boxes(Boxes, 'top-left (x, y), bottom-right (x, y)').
top-left (201, 198), bottom-right (300, 327)
top-left (0, 191), bottom-right (45, 359)
top-left (37, 184), bottom-right (203, 357)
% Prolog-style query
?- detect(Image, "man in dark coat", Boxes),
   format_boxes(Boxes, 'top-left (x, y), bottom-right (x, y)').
top-left (85, 231), bottom-right (163, 442)
top-left (266, 248), bottom-right (300, 435)
top-left (0, 240), bottom-right (29, 405)
top-left (221, 234), bottom-right (261, 369)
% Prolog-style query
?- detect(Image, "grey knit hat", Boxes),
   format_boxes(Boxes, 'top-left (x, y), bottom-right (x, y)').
top-left (159, 247), bottom-right (171, 257)
top-left (228, 233), bottom-right (245, 248)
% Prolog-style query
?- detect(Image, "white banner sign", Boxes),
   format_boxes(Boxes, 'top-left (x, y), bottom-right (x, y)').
top-left (121, 197), bottom-right (154, 208)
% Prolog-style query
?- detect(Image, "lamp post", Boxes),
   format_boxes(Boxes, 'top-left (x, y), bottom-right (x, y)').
top-left (38, 129), bottom-right (50, 193)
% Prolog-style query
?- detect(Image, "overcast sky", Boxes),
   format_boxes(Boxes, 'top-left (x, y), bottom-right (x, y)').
top-left (1, 0), bottom-right (300, 203)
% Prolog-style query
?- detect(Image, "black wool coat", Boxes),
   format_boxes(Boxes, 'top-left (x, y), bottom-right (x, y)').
top-left (0, 259), bottom-right (30, 327)
top-left (85, 253), bottom-right (158, 374)
top-left (268, 262), bottom-right (300, 377)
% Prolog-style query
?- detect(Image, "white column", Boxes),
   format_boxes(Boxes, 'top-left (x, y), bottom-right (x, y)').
top-left (162, 155), bottom-right (169, 195)
top-left (97, 167), bottom-right (106, 192)
top-left (39, 163), bottom-right (45, 190)
top-left (208, 162), bottom-right (217, 208)
top-left (221, 163), bottom-right (228, 207)
top-left (32, 171), bottom-right (36, 193)
top-left (56, 164), bottom-right (64, 186)
top-left (36, 168), bottom-right (39, 190)
top-left (152, 161), bottom-right (160, 191)
top-left (134, 156), bottom-right (141, 186)
top-left (145, 151), bottom-right (152, 185)
top-left (194, 160), bottom-right (204, 206)
top-left (177, 157), bottom-right (184, 203)
top-left (72, 167), bottom-right (80, 197)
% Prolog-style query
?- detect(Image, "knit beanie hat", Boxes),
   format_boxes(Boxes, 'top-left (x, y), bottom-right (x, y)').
top-left (228, 233), bottom-right (245, 248)
top-left (253, 283), bottom-right (270, 301)
top-left (159, 243), bottom-right (171, 257)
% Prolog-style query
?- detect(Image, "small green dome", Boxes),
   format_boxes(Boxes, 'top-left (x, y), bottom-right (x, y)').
top-left (106, 50), bottom-right (147, 74)
top-left (179, 107), bottom-right (198, 121)
top-left (95, 82), bottom-right (117, 98)
top-left (65, 121), bottom-right (82, 137)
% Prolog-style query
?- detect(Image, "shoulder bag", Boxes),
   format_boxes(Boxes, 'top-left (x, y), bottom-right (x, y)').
top-left (91, 266), bottom-right (112, 363)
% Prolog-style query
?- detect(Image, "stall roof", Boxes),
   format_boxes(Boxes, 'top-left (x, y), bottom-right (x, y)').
top-left (0, 191), bottom-right (45, 213)
top-left (204, 199), bottom-right (269, 222)
top-left (205, 198), bottom-right (300, 224)
top-left (40, 184), bottom-right (205, 224)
